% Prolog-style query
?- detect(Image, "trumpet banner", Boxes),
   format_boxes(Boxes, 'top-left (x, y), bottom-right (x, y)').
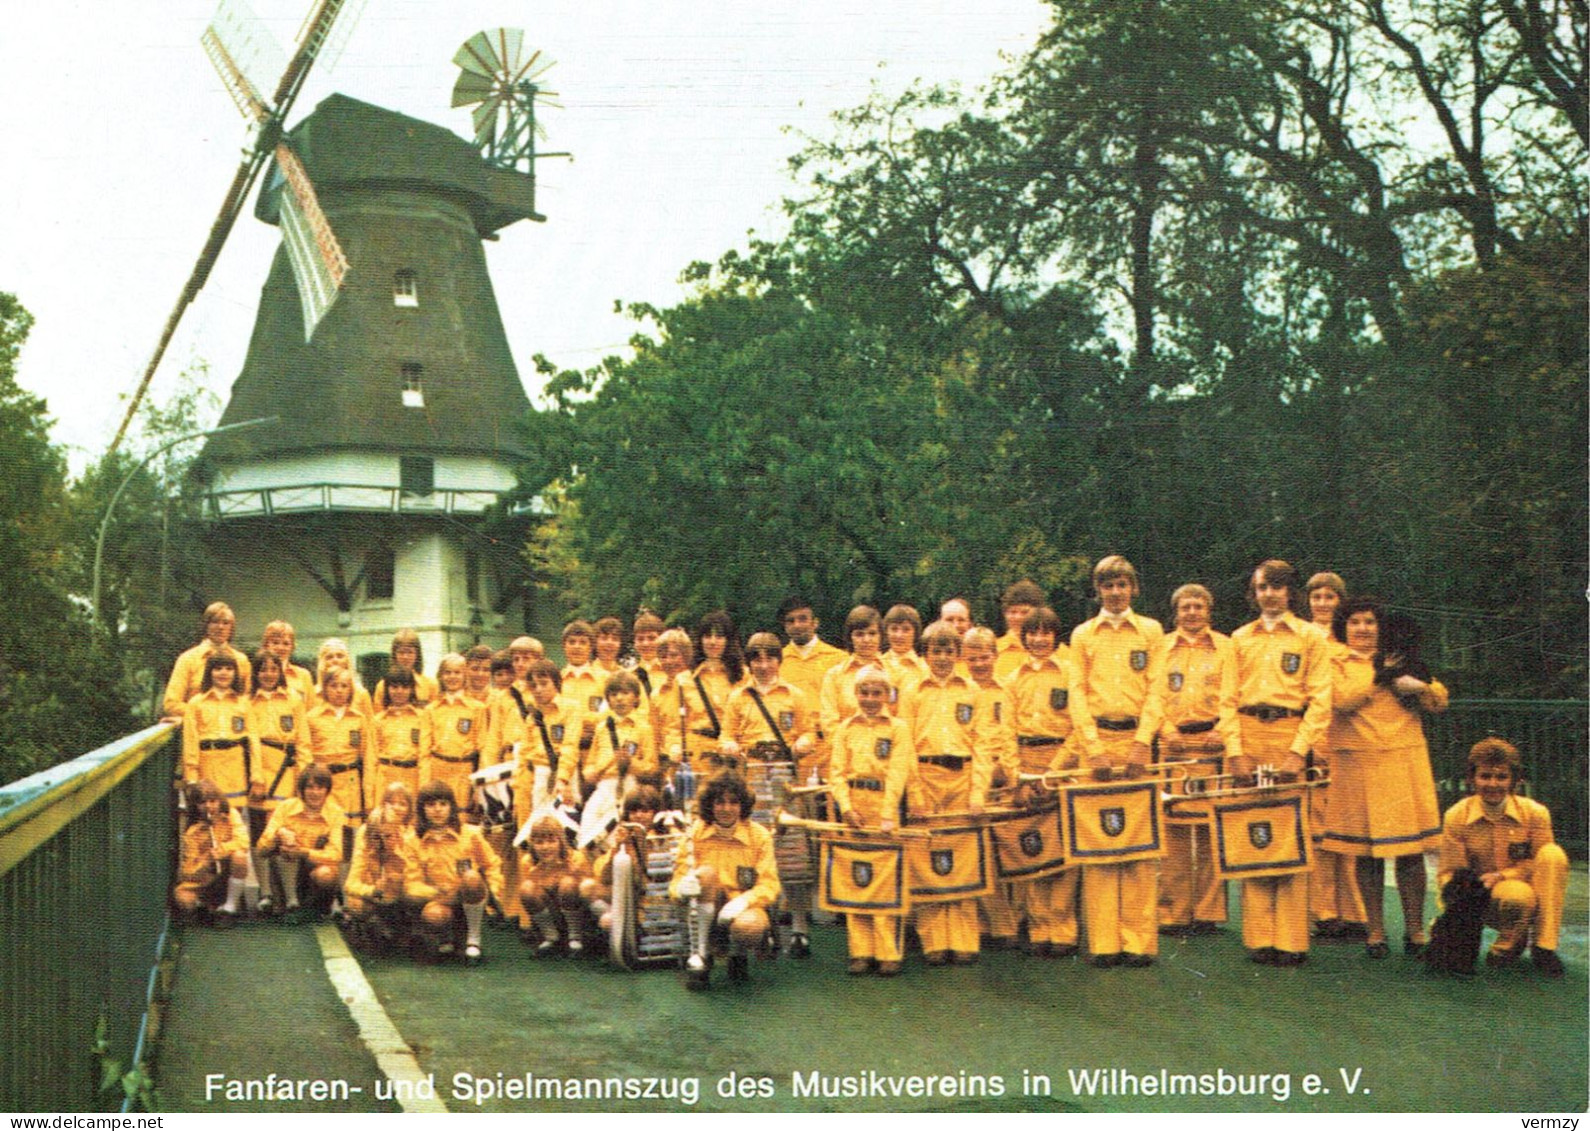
top-left (905, 826), bottom-right (994, 903)
top-left (817, 837), bottom-right (908, 914)
top-left (1062, 780), bottom-right (1163, 864)
top-left (1211, 791), bottom-right (1311, 880)
top-left (988, 806), bottom-right (1069, 880)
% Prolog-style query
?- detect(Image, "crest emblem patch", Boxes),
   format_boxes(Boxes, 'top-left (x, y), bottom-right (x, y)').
top-left (1281, 652), bottom-right (1301, 675)
top-left (457, 718), bottom-right (472, 735)
top-left (231, 715), bottom-right (246, 734)
top-left (1249, 821), bottom-right (1273, 849)
top-left (955, 703), bottom-right (973, 725)
top-left (1019, 830), bottom-right (1045, 858)
top-left (349, 729), bottom-right (362, 748)
top-left (1101, 807), bottom-right (1126, 837)
top-left (1049, 687), bottom-right (1068, 711)
top-left (588, 695), bottom-right (603, 712)
top-left (852, 860), bottom-right (874, 887)
top-left (1168, 671), bottom-right (1184, 692)
top-left (280, 715), bottom-right (295, 733)
top-left (551, 724), bottom-right (566, 743)
top-left (1130, 650), bottom-right (1148, 672)
top-left (875, 737), bottom-right (892, 760)
top-left (888, 687), bottom-right (898, 704)
top-left (622, 741), bottom-right (638, 757)
top-left (410, 728), bottom-right (421, 746)
top-left (778, 710), bottom-right (795, 731)
top-left (1507, 841), bottom-right (1534, 861)
top-left (993, 701), bottom-right (1003, 723)
top-left (931, 849), bottom-right (956, 876)
top-left (735, 866), bottom-right (758, 890)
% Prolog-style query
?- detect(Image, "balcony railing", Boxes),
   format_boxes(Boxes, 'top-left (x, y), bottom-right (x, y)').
top-left (201, 483), bottom-right (508, 518)
top-left (0, 725), bottom-right (178, 1111)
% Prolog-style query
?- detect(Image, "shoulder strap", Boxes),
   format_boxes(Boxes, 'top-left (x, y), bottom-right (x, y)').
top-left (693, 673), bottom-right (722, 738)
top-left (533, 708), bottom-right (560, 775)
top-left (746, 688), bottom-right (792, 759)
top-left (509, 685), bottom-right (531, 719)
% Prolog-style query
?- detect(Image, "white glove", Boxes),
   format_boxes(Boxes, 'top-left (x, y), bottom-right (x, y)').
top-left (718, 894), bottom-right (750, 923)
top-left (676, 871), bottom-right (702, 898)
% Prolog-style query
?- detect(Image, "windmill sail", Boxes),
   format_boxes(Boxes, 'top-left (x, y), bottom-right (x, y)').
top-left (108, 0), bottom-right (350, 455)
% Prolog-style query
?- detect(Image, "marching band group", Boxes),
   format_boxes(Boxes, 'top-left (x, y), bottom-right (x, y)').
top-left (165, 555), bottom-right (1569, 988)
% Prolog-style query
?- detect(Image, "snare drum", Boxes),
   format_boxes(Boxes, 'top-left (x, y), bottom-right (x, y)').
top-left (469, 761), bottom-right (517, 831)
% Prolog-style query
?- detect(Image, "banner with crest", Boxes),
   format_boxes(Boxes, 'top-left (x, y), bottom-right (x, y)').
top-left (1062, 780), bottom-right (1164, 864)
top-left (987, 804), bottom-right (1069, 880)
top-left (905, 826), bottom-right (994, 903)
top-left (816, 837), bottom-right (909, 914)
top-left (1210, 790), bottom-right (1311, 880)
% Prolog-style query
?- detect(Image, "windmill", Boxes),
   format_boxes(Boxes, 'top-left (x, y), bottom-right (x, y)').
top-left (108, 0), bottom-right (357, 455)
top-left (193, 32), bottom-right (567, 677)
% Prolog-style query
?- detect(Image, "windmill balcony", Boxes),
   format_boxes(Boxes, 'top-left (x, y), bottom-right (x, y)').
top-left (200, 483), bottom-right (504, 518)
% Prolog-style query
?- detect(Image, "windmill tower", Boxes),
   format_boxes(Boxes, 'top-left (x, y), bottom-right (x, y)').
top-left (195, 30), bottom-right (565, 678)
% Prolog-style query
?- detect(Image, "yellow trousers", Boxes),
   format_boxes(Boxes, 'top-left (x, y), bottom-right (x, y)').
top-left (917, 899), bottom-right (980, 954)
top-left (1160, 822), bottom-right (1227, 925)
top-left (1018, 869), bottom-right (1080, 945)
top-left (846, 913), bottom-right (904, 962)
top-left (1487, 844), bottom-right (1568, 955)
top-left (1082, 859), bottom-right (1158, 957)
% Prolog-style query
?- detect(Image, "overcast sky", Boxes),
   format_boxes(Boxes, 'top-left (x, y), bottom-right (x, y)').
top-left (1, 0), bottom-right (1049, 469)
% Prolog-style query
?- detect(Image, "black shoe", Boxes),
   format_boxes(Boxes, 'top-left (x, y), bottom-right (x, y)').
top-left (727, 955), bottom-right (750, 983)
top-left (1250, 947), bottom-right (1278, 965)
top-left (1191, 921), bottom-right (1222, 936)
top-left (1272, 950), bottom-right (1307, 967)
top-left (1366, 941), bottom-right (1390, 959)
top-left (1120, 952), bottom-right (1155, 968)
top-left (1313, 918), bottom-right (1344, 939)
top-left (1159, 924), bottom-right (1193, 938)
top-left (1052, 943), bottom-right (1079, 958)
top-left (1339, 922), bottom-right (1370, 941)
top-left (1090, 952), bottom-right (1121, 969)
top-left (685, 954), bottom-right (711, 991)
top-left (1028, 941), bottom-right (1053, 958)
top-left (1532, 948), bottom-right (1566, 979)
top-left (787, 933), bottom-right (811, 959)
top-left (1403, 936), bottom-right (1427, 958)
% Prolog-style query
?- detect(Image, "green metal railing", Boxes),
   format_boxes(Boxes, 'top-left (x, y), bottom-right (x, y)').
top-left (0, 725), bottom-right (177, 1111)
top-left (1429, 700), bottom-right (1588, 857)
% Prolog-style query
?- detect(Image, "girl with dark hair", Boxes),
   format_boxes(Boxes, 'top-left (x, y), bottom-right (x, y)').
top-left (173, 780), bottom-right (251, 924)
top-left (405, 779), bottom-right (503, 964)
top-left (1320, 597), bottom-right (1448, 959)
top-left (182, 653), bottom-right (258, 816)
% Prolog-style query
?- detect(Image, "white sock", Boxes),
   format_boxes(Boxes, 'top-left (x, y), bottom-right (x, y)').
top-left (276, 857), bottom-right (302, 907)
top-left (463, 899), bottom-right (486, 948)
top-left (220, 876), bottom-right (246, 913)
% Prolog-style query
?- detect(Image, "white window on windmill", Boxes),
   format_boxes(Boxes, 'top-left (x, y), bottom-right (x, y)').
top-left (401, 362), bottom-right (424, 407)
top-left (393, 270), bottom-right (418, 308)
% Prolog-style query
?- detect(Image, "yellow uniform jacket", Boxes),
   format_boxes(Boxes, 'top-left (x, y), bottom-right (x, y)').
top-left (1231, 612), bottom-right (1332, 760)
top-left (425, 691), bottom-right (484, 809)
top-left (898, 671), bottom-right (994, 813)
top-left (819, 653), bottom-right (889, 740)
top-left (722, 680), bottom-right (814, 755)
top-left (993, 631), bottom-right (1028, 683)
top-left (248, 687), bottom-right (309, 809)
top-left (1069, 610), bottom-right (1165, 763)
top-left (781, 639), bottom-right (848, 732)
top-left (1136, 629), bottom-right (1243, 761)
top-left (305, 701), bottom-right (370, 821)
top-left (482, 686), bottom-right (529, 766)
top-left (828, 712), bottom-right (913, 827)
top-left (344, 823), bottom-right (415, 904)
top-left (176, 808), bottom-right (251, 885)
top-left (405, 823), bottom-right (503, 905)
top-left (882, 650), bottom-right (929, 707)
top-left (1438, 794), bottom-right (1556, 888)
top-left (373, 672), bottom-right (440, 711)
top-left (650, 673), bottom-right (719, 763)
top-left (369, 704), bottom-right (433, 810)
top-left (1327, 651), bottom-right (1448, 753)
top-left (669, 818), bottom-right (781, 908)
top-left (1009, 651), bottom-right (1077, 774)
top-left (559, 709), bottom-right (657, 793)
top-left (257, 797), bottom-right (347, 867)
top-left (182, 689), bottom-right (259, 810)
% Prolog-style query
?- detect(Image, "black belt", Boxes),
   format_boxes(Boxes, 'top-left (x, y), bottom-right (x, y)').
top-left (848, 777), bottom-right (883, 791)
top-left (260, 738), bottom-right (296, 753)
top-left (1176, 719), bottom-right (1217, 735)
top-left (199, 738), bottom-right (247, 750)
top-left (1095, 717), bottom-right (1137, 731)
top-left (326, 760), bottom-right (361, 774)
top-left (691, 726), bottom-right (719, 738)
top-left (918, 755), bottom-right (968, 770)
top-left (378, 757), bottom-right (418, 768)
top-left (1018, 735), bottom-right (1066, 747)
top-left (1239, 705), bottom-right (1305, 722)
top-left (432, 751), bottom-right (480, 764)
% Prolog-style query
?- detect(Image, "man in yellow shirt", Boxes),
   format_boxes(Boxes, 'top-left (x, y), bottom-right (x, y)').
top-left (1437, 738), bottom-right (1567, 978)
top-left (1137, 583), bottom-right (1241, 935)
top-left (776, 598), bottom-right (846, 778)
top-left (994, 579), bottom-right (1044, 682)
top-left (1229, 559), bottom-right (1331, 966)
top-left (1068, 555), bottom-right (1164, 967)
